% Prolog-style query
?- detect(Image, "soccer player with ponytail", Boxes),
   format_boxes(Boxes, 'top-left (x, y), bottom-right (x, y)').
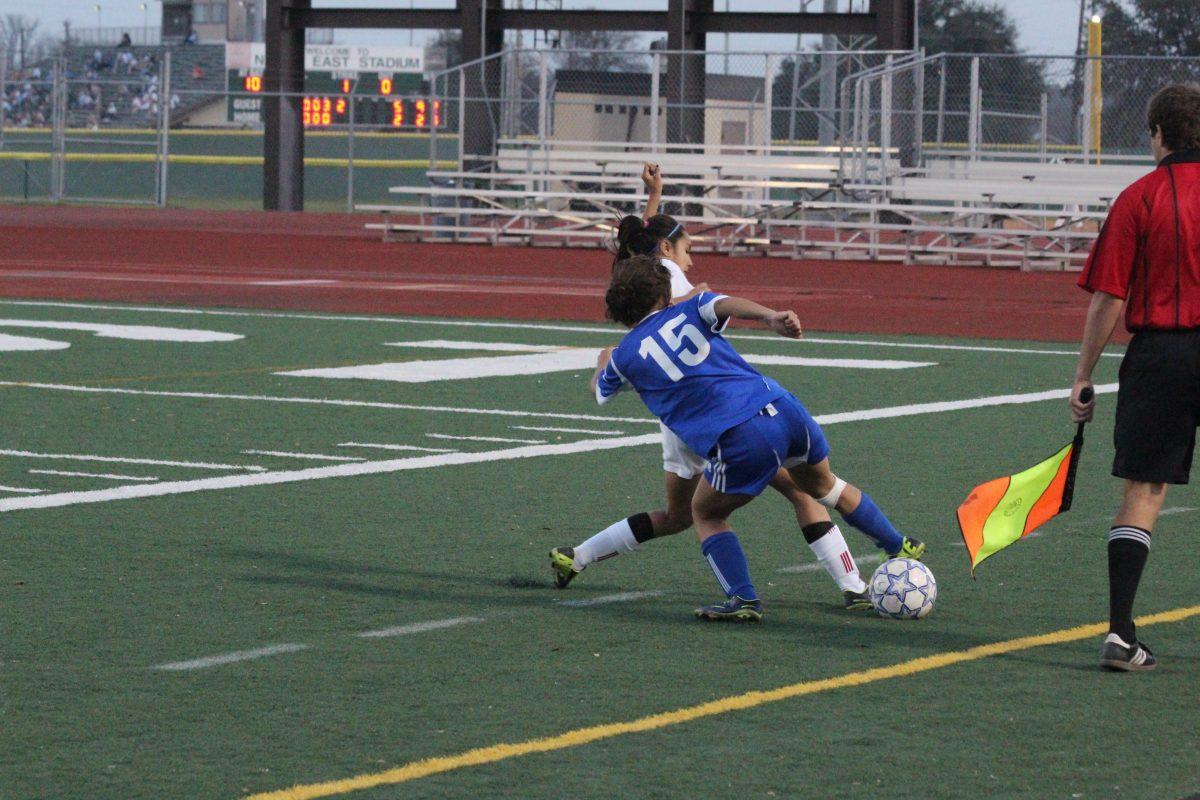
top-left (549, 165), bottom-right (921, 612)
top-left (588, 255), bottom-right (922, 621)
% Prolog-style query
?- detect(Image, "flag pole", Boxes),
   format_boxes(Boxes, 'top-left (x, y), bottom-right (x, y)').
top-left (1059, 386), bottom-right (1094, 512)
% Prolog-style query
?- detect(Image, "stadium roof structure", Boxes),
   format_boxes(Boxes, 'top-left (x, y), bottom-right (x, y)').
top-left (261, 0), bottom-right (917, 210)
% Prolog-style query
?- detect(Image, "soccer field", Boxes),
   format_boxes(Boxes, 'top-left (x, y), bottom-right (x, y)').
top-left (1, 298), bottom-right (1196, 800)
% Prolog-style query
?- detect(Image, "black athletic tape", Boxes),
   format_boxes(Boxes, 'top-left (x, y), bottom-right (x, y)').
top-left (801, 521), bottom-right (835, 545)
top-left (628, 512), bottom-right (657, 543)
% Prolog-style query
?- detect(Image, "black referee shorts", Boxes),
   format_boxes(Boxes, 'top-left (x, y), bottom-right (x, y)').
top-left (1114, 329), bottom-right (1200, 484)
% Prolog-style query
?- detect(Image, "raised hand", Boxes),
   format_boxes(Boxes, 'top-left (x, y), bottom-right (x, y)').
top-left (641, 162), bottom-right (663, 194)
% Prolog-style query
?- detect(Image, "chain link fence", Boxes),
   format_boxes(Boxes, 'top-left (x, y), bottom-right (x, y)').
top-left (6, 47), bottom-right (1200, 208)
top-left (846, 52), bottom-right (1200, 175)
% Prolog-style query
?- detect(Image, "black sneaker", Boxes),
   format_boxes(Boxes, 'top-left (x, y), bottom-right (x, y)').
top-left (1099, 633), bottom-right (1157, 672)
top-left (843, 588), bottom-right (873, 611)
top-left (694, 595), bottom-right (763, 622)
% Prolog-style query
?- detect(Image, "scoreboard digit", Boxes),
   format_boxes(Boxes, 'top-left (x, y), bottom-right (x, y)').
top-left (226, 44), bottom-right (445, 129)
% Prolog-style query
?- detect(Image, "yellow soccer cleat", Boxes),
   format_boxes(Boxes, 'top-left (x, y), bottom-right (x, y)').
top-left (548, 546), bottom-right (581, 589)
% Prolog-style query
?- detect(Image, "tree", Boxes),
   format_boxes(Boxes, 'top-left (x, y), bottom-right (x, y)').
top-left (918, 0), bottom-right (1046, 146)
top-left (1081, 1), bottom-right (1200, 152)
top-left (428, 29), bottom-right (462, 70)
top-left (1, 14), bottom-right (41, 71)
top-left (554, 28), bottom-right (646, 72)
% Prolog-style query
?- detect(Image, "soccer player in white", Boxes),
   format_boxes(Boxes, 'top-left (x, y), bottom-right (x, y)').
top-left (550, 164), bottom-right (875, 609)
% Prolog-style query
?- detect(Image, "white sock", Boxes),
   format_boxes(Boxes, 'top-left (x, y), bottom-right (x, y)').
top-left (808, 525), bottom-right (866, 593)
top-left (573, 518), bottom-right (640, 570)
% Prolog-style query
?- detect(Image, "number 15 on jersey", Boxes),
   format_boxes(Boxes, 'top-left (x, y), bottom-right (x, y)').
top-left (638, 313), bottom-right (711, 381)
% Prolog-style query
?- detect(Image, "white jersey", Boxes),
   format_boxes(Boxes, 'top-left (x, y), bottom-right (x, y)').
top-left (662, 257), bottom-right (694, 300)
top-left (659, 257), bottom-right (704, 478)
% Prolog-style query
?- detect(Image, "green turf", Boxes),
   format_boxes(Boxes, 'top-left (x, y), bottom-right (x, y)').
top-left (1, 299), bottom-right (1196, 800)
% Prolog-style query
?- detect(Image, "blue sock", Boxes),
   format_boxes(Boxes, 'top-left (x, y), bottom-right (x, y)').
top-left (843, 492), bottom-right (904, 553)
top-left (700, 531), bottom-right (757, 600)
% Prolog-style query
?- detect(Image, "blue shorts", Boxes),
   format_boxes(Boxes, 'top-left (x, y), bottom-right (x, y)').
top-left (703, 393), bottom-right (830, 496)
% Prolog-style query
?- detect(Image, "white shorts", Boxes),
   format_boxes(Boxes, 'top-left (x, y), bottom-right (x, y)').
top-left (660, 422), bottom-right (707, 479)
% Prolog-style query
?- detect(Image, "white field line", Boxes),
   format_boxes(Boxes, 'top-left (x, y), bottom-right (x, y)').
top-left (510, 425), bottom-right (624, 436)
top-left (779, 552), bottom-right (883, 574)
top-left (0, 434), bottom-right (662, 514)
top-left (150, 643), bottom-right (310, 671)
top-left (0, 382), bottom-right (659, 425)
top-left (788, 335), bottom-right (1123, 359)
top-left (0, 484), bottom-right (44, 494)
top-left (28, 469), bottom-right (159, 482)
top-left (0, 318), bottom-right (242, 343)
top-left (248, 280), bottom-right (337, 286)
top-left (154, 592), bottom-right (670, 671)
top-left (384, 340), bottom-right (561, 352)
top-left (556, 590), bottom-right (665, 607)
top-left (355, 616), bottom-right (485, 639)
top-left (338, 442), bottom-right (457, 453)
top-left (0, 300), bottom-right (1123, 359)
top-left (948, 506), bottom-right (1200, 548)
top-left (1158, 506), bottom-right (1199, 517)
top-left (0, 448), bottom-right (266, 472)
top-left (242, 450), bottom-right (366, 462)
top-left (426, 433), bottom-right (545, 445)
top-left (0, 384), bottom-right (1119, 515)
top-left (813, 383), bottom-right (1118, 426)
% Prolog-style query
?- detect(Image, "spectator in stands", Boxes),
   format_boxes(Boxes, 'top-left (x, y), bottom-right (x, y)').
top-left (184, 30), bottom-right (198, 45)
top-left (119, 32), bottom-right (132, 47)
top-left (119, 50), bottom-right (136, 73)
top-left (102, 101), bottom-right (117, 122)
top-left (192, 63), bottom-right (205, 81)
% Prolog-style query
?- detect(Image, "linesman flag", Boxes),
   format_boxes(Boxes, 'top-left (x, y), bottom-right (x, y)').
top-left (956, 388), bottom-right (1092, 575)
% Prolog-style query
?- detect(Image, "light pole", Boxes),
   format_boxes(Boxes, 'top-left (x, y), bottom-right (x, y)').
top-left (141, 3), bottom-right (147, 32)
top-left (723, 0), bottom-right (729, 75)
top-left (95, 4), bottom-right (102, 34)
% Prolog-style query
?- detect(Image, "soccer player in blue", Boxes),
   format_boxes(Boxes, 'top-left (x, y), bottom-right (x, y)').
top-left (593, 254), bottom-right (922, 621)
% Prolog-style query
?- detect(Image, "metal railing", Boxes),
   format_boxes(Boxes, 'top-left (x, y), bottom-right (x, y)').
top-left (68, 27), bottom-right (163, 47)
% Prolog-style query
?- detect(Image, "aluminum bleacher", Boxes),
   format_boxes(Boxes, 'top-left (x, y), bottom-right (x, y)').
top-left (360, 140), bottom-right (1141, 269)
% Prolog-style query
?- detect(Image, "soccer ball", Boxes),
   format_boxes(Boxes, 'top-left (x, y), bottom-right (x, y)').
top-left (868, 558), bottom-right (937, 620)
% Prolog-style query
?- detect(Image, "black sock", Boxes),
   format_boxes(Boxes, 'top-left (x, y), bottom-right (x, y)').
top-left (801, 521), bottom-right (834, 545)
top-left (628, 512), bottom-right (656, 544)
top-left (1108, 526), bottom-right (1151, 643)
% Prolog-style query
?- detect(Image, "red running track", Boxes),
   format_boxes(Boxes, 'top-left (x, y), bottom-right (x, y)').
top-left (1, 205), bottom-right (1108, 343)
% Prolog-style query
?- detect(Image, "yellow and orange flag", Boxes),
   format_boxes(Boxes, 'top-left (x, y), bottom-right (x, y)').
top-left (956, 391), bottom-right (1091, 575)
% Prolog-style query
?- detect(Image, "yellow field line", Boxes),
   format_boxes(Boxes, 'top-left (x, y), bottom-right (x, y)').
top-left (244, 603), bottom-right (1200, 800)
top-left (0, 151), bottom-right (454, 168)
top-left (6, 127), bottom-right (455, 139)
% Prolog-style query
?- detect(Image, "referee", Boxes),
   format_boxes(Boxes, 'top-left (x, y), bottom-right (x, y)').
top-left (1071, 82), bottom-right (1200, 672)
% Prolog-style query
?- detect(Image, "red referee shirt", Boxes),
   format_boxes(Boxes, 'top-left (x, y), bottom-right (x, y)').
top-left (1079, 150), bottom-right (1200, 330)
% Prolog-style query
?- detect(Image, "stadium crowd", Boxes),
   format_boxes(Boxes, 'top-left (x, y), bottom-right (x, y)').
top-left (2, 41), bottom-right (192, 128)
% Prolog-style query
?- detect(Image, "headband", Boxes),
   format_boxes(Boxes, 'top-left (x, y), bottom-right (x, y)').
top-left (666, 222), bottom-right (682, 239)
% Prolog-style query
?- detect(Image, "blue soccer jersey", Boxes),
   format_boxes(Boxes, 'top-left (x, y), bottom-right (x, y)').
top-left (596, 292), bottom-right (789, 456)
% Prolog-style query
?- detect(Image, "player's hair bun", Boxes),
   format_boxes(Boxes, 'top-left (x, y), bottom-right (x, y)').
top-left (616, 214), bottom-right (646, 246)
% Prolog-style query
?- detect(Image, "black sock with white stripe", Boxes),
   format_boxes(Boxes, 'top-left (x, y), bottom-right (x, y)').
top-left (1108, 525), bottom-right (1151, 643)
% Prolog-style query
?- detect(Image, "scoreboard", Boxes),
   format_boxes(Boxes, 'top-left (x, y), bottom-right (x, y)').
top-left (225, 43), bottom-right (444, 129)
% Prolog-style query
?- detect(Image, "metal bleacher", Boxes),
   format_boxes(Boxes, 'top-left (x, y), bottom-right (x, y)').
top-left (359, 138), bottom-right (887, 256)
top-left (357, 48), bottom-right (1158, 270)
top-left (359, 139), bottom-right (1152, 269)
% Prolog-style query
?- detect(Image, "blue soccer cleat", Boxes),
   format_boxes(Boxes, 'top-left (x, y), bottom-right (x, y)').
top-left (694, 595), bottom-right (763, 622)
